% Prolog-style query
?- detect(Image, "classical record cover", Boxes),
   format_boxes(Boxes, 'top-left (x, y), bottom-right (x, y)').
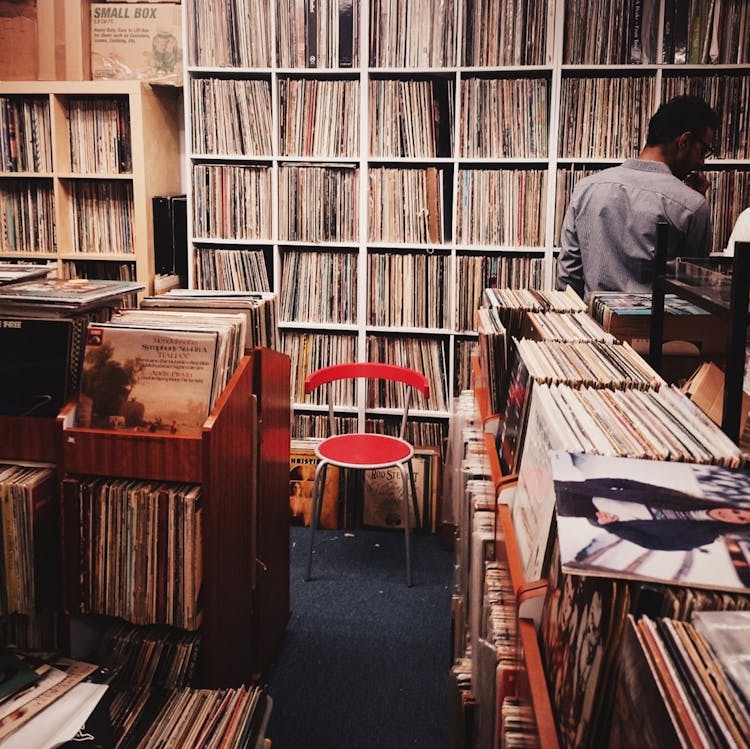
top-left (77, 324), bottom-right (219, 436)
top-left (0, 317), bottom-right (73, 417)
top-left (289, 440), bottom-right (340, 529)
top-left (551, 451), bottom-right (750, 593)
top-left (105, 309), bottom-right (245, 407)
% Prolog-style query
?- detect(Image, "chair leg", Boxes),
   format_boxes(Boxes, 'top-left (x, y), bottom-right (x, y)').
top-left (398, 464), bottom-right (413, 587)
top-left (305, 461), bottom-right (329, 582)
top-left (407, 459), bottom-right (421, 530)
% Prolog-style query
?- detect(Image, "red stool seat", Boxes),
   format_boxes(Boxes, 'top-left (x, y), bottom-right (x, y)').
top-left (316, 433), bottom-right (414, 469)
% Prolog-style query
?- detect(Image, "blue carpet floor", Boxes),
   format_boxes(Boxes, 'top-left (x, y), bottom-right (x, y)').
top-left (265, 527), bottom-right (455, 749)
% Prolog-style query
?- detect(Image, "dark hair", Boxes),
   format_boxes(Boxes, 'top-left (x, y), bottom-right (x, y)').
top-left (646, 95), bottom-right (720, 146)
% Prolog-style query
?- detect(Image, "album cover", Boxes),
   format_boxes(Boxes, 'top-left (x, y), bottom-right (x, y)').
top-left (77, 324), bottom-right (219, 436)
top-left (551, 451), bottom-right (750, 593)
top-left (289, 441), bottom-right (340, 529)
top-left (0, 317), bottom-right (73, 417)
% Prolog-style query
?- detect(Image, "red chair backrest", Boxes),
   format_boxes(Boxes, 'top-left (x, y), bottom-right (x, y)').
top-left (304, 362), bottom-right (430, 399)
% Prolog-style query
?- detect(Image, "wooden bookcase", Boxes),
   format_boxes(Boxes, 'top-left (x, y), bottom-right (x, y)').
top-left (0, 80), bottom-right (181, 296)
top-left (181, 0), bottom-right (750, 440)
top-left (58, 348), bottom-right (291, 687)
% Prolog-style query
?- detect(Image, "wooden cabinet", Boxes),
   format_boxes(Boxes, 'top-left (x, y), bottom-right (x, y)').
top-left (0, 81), bottom-right (181, 296)
top-left (57, 349), bottom-right (291, 687)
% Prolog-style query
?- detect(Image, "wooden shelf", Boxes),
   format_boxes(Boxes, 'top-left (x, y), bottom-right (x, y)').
top-left (0, 81), bottom-right (181, 296)
top-left (0, 415), bottom-right (58, 464)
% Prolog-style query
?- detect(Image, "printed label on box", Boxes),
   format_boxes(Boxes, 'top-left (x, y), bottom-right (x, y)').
top-left (91, 2), bottom-right (182, 86)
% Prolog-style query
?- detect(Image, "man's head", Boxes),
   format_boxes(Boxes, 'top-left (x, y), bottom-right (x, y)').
top-left (644, 95), bottom-right (720, 179)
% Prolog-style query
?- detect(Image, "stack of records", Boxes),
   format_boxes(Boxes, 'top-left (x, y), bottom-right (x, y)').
top-left (482, 286), bottom-right (587, 337)
top-left (0, 263), bottom-right (51, 286)
top-left (77, 308), bottom-right (247, 435)
top-left (140, 288), bottom-right (279, 351)
top-left (0, 278), bottom-right (144, 413)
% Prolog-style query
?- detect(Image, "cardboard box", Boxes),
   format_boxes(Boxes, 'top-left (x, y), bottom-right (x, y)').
top-left (683, 361), bottom-right (750, 432)
top-left (38, 0), bottom-right (91, 81)
top-left (90, 2), bottom-right (182, 85)
top-left (0, 0), bottom-right (38, 79)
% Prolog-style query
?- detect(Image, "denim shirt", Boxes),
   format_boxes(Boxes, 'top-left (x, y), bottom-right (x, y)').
top-left (557, 159), bottom-right (711, 302)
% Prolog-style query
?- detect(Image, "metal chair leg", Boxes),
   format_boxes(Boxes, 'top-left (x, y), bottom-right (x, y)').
top-left (305, 461), bottom-right (328, 581)
top-left (407, 459), bottom-right (421, 530)
top-left (399, 463), bottom-right (413, 587)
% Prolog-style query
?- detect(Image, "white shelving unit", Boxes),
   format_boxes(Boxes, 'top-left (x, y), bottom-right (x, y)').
top-left (182, 0), bottom-right (750, 434)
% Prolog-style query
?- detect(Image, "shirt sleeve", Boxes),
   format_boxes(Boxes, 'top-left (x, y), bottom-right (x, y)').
top-left (681, 200), bottom-right (712, 258)
top-left (557, 202), bottom-right (585, 298)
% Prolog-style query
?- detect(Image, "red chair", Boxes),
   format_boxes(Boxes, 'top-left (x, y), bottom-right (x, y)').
top-left (303, 362), bottom-right (430, 586)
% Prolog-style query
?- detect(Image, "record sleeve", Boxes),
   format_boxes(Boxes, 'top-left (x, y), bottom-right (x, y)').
top-left (0, 317), bottom-right (73, 417)
top-left (77, 324), bottom-right (219, 436)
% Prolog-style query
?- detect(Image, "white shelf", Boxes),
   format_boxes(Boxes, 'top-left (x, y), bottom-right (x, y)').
top-left (182, 0), bottom-right (750, 436)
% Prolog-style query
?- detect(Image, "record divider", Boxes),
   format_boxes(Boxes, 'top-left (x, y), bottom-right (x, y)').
top-left (471, 348), bottom-right (558, 747)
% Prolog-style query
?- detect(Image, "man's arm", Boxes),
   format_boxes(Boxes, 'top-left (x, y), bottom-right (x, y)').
top-left (683, 201), bottom-right (712, 257)
top-left (557, 204), bottom-right (585, 298)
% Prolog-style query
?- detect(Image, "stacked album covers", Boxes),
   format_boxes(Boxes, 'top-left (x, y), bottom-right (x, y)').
top-left (0, 278), bottom-right (144, 409)
top-left (0, 463), bottom-right (56, 618)
top-left (497, 336), bottom-right (662, 479)
top-left (77, 308), bottom-right (247, 435)
top-left (69, 477), bottom-right (203, 630)
top-left (610, 612), bottom-right (750, 748)
top-left (446, 390), bottom-right (539, 748)
top-left (511, 379), bottom-right (743, 583)
top-left (478, 286), bottom-right (593, 418)
top-left (0, 263), bottom-right (50, 285)
top-left (110, 683), bottom-right (270, 749)
top-left (482, 286), bottom-right (587, 333)
top-left (475, 306), bottom-right (508, 416)
top-left (540, 544), bottom-right (750, 749)
top-left (140, 289), bottom-right (279, 351)
top-left (538, 451), bottom-right (750, 748)
top-left (98, 620), bottom-right (202, 690)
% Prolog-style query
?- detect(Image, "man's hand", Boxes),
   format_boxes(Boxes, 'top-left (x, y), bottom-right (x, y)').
top-left (684, 171), bottom-right (710, 196)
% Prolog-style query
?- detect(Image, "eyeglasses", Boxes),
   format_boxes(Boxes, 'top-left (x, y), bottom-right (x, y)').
top-left (692, 135), bottom-right (716, 159)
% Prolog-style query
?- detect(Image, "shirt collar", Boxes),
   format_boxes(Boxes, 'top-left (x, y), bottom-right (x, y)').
top-left (622, 158), bottom-right (673, 175)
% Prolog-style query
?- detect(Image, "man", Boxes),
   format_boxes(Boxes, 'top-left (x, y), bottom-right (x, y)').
top-left (557, 95), bottom-right (720, 302)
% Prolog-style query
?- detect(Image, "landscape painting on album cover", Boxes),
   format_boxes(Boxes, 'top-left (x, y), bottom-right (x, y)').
top-left (77, 324), bottom-right (219, 435)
